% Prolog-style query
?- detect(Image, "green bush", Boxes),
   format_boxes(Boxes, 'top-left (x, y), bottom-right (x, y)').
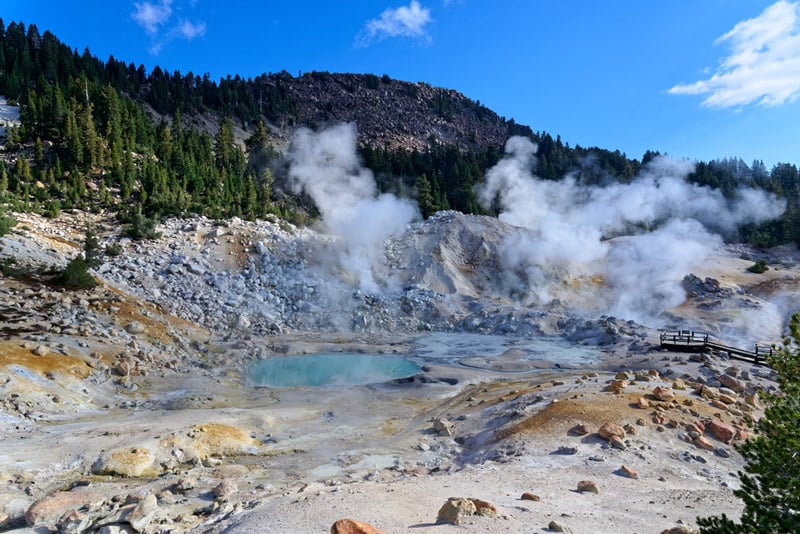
top-left (104, 242), bottom-right (122, 257)
top-left (747, 260), bottom-right (769, 274)
top-left (0, 211), bottom-right (16, 237)
top-left (53, 256), bottom-right (97, 289)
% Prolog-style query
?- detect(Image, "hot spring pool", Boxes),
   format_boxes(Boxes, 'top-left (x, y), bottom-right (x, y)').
top-left (247, 353), bottom-right (422, 387)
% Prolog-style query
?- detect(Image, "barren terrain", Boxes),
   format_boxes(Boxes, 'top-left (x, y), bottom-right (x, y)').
top-left (0, 211), bottom-right (797, 533)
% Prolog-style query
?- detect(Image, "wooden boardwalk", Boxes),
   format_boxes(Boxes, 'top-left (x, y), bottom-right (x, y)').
top-left (659, 329), bottom-right (773, 366)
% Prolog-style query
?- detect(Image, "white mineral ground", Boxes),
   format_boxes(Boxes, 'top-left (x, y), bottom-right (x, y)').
top-left (0, 211), bottom-right (798, 533)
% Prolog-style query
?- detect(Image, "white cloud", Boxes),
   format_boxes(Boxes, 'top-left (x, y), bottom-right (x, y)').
top-left (171, 19), bottom-right (206, 40)
top-left (132, 0), bottom-right (206, 55)
top-left (357, 1), bottom-right (432, 46)
top-left (670, 1), bottom-right (800, 108)
top-left (132, 0), bottom-right (173, 34)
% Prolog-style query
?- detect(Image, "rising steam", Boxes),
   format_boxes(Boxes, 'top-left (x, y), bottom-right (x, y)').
top-left (476, 136), bottom-right (786, 326)
top-left (287, 123), bottom-right (420, 292)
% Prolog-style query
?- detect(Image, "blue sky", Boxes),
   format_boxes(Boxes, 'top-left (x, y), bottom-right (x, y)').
top-left (4, 1), bottom-right (800, 168)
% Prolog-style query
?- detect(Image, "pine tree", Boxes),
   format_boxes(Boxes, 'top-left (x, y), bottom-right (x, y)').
top-left (697, 313), bottom-right (800, 532)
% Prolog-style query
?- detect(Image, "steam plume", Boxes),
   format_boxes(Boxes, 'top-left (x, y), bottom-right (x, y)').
top-left (476, 136), bottom-right (786, 326)
top-left (287, 123), bottom-right (420, 292)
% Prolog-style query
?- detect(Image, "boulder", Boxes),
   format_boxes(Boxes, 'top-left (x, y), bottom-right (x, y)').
top-left (92, 447), bottom-right (157, 477)
top-left (471, 498), bottom-right (498, 517)
top-left (213, 480), bottom-right (238, 501)
top-left (123, 493), bottom-right (158, 532)
top-left (606, 379), bottom-right (628, 393)
top-left (577, 480), bottom-right (599, 494)
top-left (26, 487), bottom-right (107, 528)
top-left (57, 509), bottom-right (91, 534)
top-left (125, 321), bottom-right (146, 334)
top-left (597, 422), bottom-right (625, 440)
top-left (521, 492), bottom-right (540, 502)
top-left (706, 419), bottom-right (736, 444)
top-left (330, 518), bottom-right (386, 534)
top-left (718, 374), bottom-right (745, 393)
top-left (433, 418), bottom-right (456, 437)
top-left (652, 386), bottom-right (675, 401)
top-left (436, 498), bottom-right (476, 525)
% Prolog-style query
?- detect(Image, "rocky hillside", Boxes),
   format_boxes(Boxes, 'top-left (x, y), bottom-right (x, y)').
top-left (265, 72), bottom-right (510, 152)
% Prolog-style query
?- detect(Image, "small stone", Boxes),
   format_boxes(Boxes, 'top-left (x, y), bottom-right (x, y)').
top-left (433, 418), bottom-right (455, 437)
top-left (694, 435), bottom-right (715, 450)
top-left (636, 397), bottom-right (650, 409)
top-left (330, 518), bottom-right (387, 534)
top-left (576, 480), bottom-right (599, 494)
top-left (213, 480), bottom-right (238, 501)
top-left (619, 465), bottom-right (639, 479)
top-left (597, 422), bottom-right (625, 440)
top-left (714, 447), bottom-right (732, 458)
top-left (569, 424), bottom-right (590, 436)
top-left (653, 386), bottom-right (675, 401)
top-left (57, 509), bottom-right (91, 534)
top-left (521, 492), bottom-right (540, 502)
top-left (548, 520), bottom-right (569, 532)
top-left (33, 344), bottom-right (50, 356)
top-left (556, 445), bottom-right (578, 455)
top-left (609, 435), bottom-right (626, 450)
top-left (125, 321), bottom-right (145, 334)
top-left (471, 498), bottom-right (498, 517)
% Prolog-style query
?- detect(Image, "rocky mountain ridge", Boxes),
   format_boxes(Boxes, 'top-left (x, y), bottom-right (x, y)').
top-left (270, 72), bottom-right (510, 151)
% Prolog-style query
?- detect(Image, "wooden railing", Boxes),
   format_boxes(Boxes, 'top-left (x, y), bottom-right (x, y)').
top-left (660, 329), bottom-right (772, 366)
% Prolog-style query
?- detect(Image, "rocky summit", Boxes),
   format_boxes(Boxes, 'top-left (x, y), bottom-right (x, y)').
top-left (0, 209), bottom-right (796, 533)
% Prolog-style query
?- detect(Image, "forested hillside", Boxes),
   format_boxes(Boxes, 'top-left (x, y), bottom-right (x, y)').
top-left (0, 19), bottom-right (797, 246)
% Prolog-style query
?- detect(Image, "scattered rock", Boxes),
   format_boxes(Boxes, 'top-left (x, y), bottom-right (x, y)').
top-left (548, 520), bottom-right (570, 532)
top-left (330, 518), bottom-right (386, 534)
top-left (26, 487), bottom-right (106, 528)
top-left (123, 493), bottom-right (158, 532)
top-left (597, 422), bottom-right (625, 440)
top-left (706, 419), bottom-right (736, 444)
top-left (718, 374), bottom-right (745, 393)
top-left (569, 423), bottom-right (590, 436)
top-left (433, 418), bottom-right (456, 437)
top-left (609, 435), bottom-right (626, 450)
top-left (436, 498), bottom-right (476, 525)
top-left (555, 445), bottom-right (578, 455)
top-left (653, 386), bottom-right (675, 401)
top-left (471, 498), bottom-right (498, 517)
top-left (213, 480), bottom-right (238, 501)
top-left (33, 344), bottom-right (50, 356)
top-left (694, 435), bottom-right (715, 451)
top-left (618, 465), bottom-right (639, 479)
top-left (576, 480), bottom-right (599, 494)
top-left (125, 321), bottom-right (146, 334)
top-left (521, 492), bottom-right (540, 502)
top-left (57, 509), bottom-right (91, 534)
top-left (92, 447), bottom-right (157, 477)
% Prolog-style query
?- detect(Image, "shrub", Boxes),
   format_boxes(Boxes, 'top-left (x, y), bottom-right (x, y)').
top-left (104, 242), bottom-right (122, 257)
top-left (53, 256), bottom-right (97, 289)
top-left (0, 211), bottom-right (16, 237)
top-left (747, 260), bottom-right (769, 274)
